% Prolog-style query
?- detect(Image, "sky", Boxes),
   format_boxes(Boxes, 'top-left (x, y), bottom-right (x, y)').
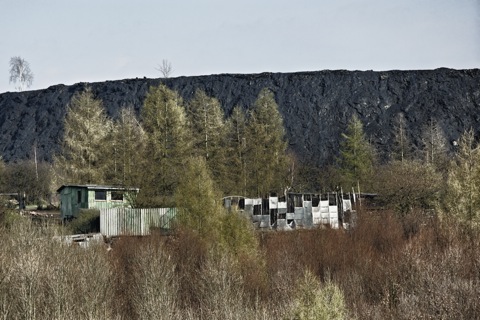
top-left (1, 0), bottom-right (479, 93)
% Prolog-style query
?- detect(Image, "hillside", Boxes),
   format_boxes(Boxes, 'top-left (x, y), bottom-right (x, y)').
top-left (0, 68), bottom-right (479, 165)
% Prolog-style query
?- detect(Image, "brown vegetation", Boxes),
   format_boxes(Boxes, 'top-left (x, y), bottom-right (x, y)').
top-left (2, 86), bottom-right (480, 319)
top-left (0, 207), bottom-right (479, 319)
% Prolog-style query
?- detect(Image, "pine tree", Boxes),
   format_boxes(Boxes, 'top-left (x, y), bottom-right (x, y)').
top-left (338, 114), bottom-right (375, 191)
top-left (107, 107), bottom-right (146, 188)
top-left (140, 84), bottom-right (192, 205)
top-left (245, 88), bottom-right (289, 197)
top-left (174, 156), bottom-right (223, 243)
top-left (186, 89), bottom-right (228, 188)
top-left (444, 129), bottom-right (480, 227)
top-left (224, 106), bottom-right (248, 195)
top-left (54, 87), bottom-right (112, 185)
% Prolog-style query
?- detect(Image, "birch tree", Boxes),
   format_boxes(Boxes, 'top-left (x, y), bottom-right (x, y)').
top-left (391, 113), bottom-right (413, 162)
top-left (54, 87), bottom-right (112, 185)
top-left (156, 59), bottom-right (173, 78)
top-left (420, 118), bottom-right (448, 169)
top-left (9, 56), bottom-right (34, 91)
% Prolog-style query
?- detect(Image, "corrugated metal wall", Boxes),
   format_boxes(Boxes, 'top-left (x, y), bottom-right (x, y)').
top-left (100, 207), bottom-right (176, 237)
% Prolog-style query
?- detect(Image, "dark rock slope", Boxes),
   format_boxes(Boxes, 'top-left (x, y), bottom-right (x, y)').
top-left (1, 68), bottom-right (479, 166)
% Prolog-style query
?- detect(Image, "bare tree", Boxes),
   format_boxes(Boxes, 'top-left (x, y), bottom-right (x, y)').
top-left (420, 118), bottom-right (448, 168)
top-left (9, 56), bottom-right (34, 91)
top-left (156, 59), bottom-right (173, 78)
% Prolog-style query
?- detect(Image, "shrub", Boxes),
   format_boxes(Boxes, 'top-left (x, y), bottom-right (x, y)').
top-left (219, 209), bottom-right (258, 256)
top-left (0, 216), bottom-right (113, 319)
top-left (373, 160), bottom-right (442, 215)
top-left (289, 269), bottom-right (347, 320)
top-left (0, 206), bottom-right (20, 228)
top-left (67, 209), bottom-right (100, 234)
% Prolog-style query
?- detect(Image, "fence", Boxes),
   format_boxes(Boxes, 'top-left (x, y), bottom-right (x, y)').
top-left (100, 207), bottom-right (176, 237)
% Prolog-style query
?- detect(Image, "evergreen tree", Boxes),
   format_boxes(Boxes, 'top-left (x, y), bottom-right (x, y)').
top-left (175, 156), bottom-right (258, 256)
top-left (174, 156), bottom-right (223, 243)
top-left (107, 107), bottom-right (146, 188)
top-left (54, 87), bottom-right (112, 185)
top-left (186, 89), bottom-right (228, 187)
top-left (443, 129), bottom-right (480, 227)
top-left (338, 114), bottom-right (375, 191)
top-left (140, 84), bottom-right (192, 205)
top-left (224, 106), bottom-right (248, 195)
top-left (245, 88), bottom-right (289, 197)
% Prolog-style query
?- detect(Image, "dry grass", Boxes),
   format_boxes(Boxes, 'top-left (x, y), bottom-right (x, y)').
top-left (0, 208), bottom-right (479, 319)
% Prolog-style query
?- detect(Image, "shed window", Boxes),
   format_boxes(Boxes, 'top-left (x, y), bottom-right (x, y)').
top-left (111, 191), bottom-right (123, 201)
top-left (95, 190), bottom-right (106, 201)
top-left (77, 190), bottom-right (82, 204)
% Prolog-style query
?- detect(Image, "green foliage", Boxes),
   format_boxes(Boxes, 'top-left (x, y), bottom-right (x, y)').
top-left (2, 160), bottom-right (52, 206)
top-left (67, 209), bottom-right (100, 234)
top-left (187, 90), bottom-right (227, 165)
top-left (54, 87), bottom-right (112, 185)
top-left (224, 105), bottom-right (248, 195)
top-left (0, 207), bottom-right (21, 229)
top-left (289, 270), bottom-right (347, 320)
top-left (374, 160), bottom-right (442, 215)
top-left (338, 114), bottom-right (375, 190)
top-left (107, 106), bottom-right (146, 188)
top-left (245, 88), bottom-right (290, 197)
top-left (174, 157), bottom-right (223, 243)
top-left (174, 157), bottom-right (258, 257)
top-left (220, 209), bottom-right (258, 256)
top-left (442, 129), bottom-right (480, 228)
top-left (141, 84), bottom-right (192, 203)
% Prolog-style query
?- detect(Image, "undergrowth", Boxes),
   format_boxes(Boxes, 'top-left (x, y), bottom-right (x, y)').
top-left (0, 208), bottom-right (479, 319)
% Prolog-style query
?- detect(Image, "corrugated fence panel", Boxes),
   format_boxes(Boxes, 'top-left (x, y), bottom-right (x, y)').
top-left (100, 208), bottom-right (176, 237)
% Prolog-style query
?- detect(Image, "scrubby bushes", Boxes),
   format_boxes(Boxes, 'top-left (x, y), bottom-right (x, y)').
top-left (289, 270), bottom-right (347, 320)
top-left (67, 208), bottom-right (100, 234)
top-left (1, 207), bottom-right (480, 319)
top-left (0, 217), bottom-right (112, 320)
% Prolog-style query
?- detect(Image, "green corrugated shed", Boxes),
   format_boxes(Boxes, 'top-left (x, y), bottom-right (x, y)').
top-left (57, 184), bottom-right (139, 219)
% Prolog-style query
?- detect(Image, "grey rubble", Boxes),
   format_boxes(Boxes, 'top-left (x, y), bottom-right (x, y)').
top-left (0, 68), bottom-right (479, 165)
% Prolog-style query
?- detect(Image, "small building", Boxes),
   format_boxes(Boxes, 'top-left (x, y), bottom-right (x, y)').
top-left (57, 184), bottom-right (139, 220)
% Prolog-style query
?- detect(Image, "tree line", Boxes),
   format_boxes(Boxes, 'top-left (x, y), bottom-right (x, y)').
top-left (52, 84), bottom-right (290, 207)
top-left (1, 82), bottom-right (480, 227)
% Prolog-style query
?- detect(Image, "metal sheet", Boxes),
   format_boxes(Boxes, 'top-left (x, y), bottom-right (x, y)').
top-left (100, 207), bottom-right (176, 237)
top-left (269, 196), bottom-right (278, 209)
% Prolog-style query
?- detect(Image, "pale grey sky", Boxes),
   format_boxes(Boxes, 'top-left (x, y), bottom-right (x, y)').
top-left (1, 0), bottom-right (479, 93)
